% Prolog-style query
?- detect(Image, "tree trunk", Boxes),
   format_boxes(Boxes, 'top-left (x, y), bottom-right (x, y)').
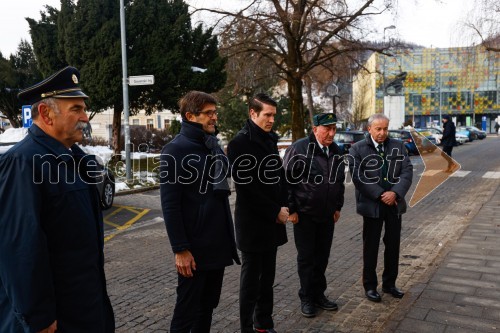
top-left (287, 75), bottom-right (306, 142)
top-left (303, 75), bottom-right (315, 127)
top-left (111, 105), bottom-right (122, 162)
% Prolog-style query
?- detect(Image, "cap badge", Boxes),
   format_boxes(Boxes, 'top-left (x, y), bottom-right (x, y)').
top-left (72, 74), bottom-right (78, 84)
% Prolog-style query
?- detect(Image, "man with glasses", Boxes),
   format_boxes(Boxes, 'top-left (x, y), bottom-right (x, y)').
top-left (160, 90), bottom-right (240, 333)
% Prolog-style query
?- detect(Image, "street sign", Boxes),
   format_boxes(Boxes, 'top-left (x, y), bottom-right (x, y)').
top-left (128, 75), bottom-right (154, 86)
top-left (22, 105), bottom-right (32, 128)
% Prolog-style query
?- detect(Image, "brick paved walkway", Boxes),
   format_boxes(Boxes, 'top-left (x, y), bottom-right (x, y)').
top-left (104, 158), bottom-right (500, 332)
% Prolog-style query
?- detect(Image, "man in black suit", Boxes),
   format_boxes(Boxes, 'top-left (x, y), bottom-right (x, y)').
top-left (160, 91), bottom-right (240, 333)
top-left (227, 93), bottom-right (288, 333)
top-left (349, 113), bottom-right (413, 302)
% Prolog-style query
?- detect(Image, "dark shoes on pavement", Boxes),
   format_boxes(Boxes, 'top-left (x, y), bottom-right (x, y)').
top-left (365, 289), bottom-right (382, 302)
top-left (382, 286), bottom-right (405, 298)
top-left (300, 301), bottom-right (317, 318)
top-left (254, 329), bottom-right (277, 333)
top-left (365, 287), bottom-right (404, 302)
top-left (301, 296), bottom-right (339, 317)
top-left (314, 296), bottom-right (339, 311)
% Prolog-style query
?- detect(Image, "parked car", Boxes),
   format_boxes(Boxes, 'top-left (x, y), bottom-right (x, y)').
top-left (417, 127), bottom-right (467, 145)
top-left (0, 130), bottom-right (115, 210)
top-left (334, 130), bottom-right (367, 154)
top-left (456, 127), bottom-right (478, 142)
top-left (465, 126), bottom-right (486, 140)
top-left (388, 129), bottom-right (437, 155)
top-left (416, 128), bottom-right (443, 145)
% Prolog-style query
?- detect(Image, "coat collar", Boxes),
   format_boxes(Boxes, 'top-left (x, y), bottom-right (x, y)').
top-left (180, 120), bottom-right (217, 142)
top-left (29, 124), bottom-right (84, 160)
top-left (364, 135), bottom-right (390, 149)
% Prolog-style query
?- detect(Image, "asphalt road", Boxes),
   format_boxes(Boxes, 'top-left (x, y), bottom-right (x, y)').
top-left (103, 136), bottom-right (500, 332)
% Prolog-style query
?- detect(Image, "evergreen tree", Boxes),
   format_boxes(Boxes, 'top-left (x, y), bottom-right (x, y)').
top-left (26, 6), bottom-right (66, 76)
top-left (0, 42), bottom-right (42, 127)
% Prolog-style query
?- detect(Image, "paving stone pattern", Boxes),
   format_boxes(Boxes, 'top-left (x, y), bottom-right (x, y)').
top-left (104, 159), bottom-right (500, 332)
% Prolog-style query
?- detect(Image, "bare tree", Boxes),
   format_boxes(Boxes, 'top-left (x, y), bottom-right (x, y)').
top-left (457, 0), bottom-right (499, 52)
top-left (197, 0), bottom-right (393, 140)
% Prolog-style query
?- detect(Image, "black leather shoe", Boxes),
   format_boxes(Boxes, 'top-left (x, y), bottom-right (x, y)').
top-left (254, 329), bottom-right (277, 333)
top-left (365, 289), bottom-right (381, 302)
top-left (314, 296), bottom-right (339, 311)
top-left (382, 286), bottom-right (405, 298)
top-left (300, 301), bottom-right (317, 318)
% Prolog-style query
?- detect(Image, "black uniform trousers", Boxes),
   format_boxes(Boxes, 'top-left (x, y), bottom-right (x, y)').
top-left (362, 203), bottom-right (402, 291)
top-left (170, 268), bottom-right (225, 333)
top-left (293, 214), bottom-right (334, 303)
top-left (239, 248), bottom-right (277, 333)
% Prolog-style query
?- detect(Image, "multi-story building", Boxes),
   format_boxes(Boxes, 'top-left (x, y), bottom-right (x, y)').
top-left (353, 46), bottom-right (499, 132)
top-left (89, 109), bottom-right (181, 143)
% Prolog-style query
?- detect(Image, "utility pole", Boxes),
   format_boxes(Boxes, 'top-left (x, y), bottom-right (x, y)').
top-left (119, 0), bottom-right (132, 182)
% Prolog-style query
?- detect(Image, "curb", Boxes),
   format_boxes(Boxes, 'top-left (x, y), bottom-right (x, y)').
top-left (115, 184), bottom-right (160, 196)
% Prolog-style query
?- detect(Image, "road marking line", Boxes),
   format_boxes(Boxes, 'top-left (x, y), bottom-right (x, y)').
top-left (482, 171), bottom-right (500, 179)
top-left (421, 170), bottom-right (441, 176)
top-left (104, 206), bottom-right (151, 242)
top-left (450, 170), bottom-right (471, 177)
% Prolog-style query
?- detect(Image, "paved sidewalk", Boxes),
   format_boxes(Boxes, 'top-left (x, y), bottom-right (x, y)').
top-left (104, 158), bottom-right (500, 332)
top-left (381, 182), bottom-right (500, 332)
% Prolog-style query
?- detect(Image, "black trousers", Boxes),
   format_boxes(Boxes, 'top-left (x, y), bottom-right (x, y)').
top-left (442, 145), bottom-right (454, 168)
top-left (239, 248), bottom-right (277, 333)
top-left (362, 204), bottom-right (401, 291)
top-left (170, 268), bottom-right (225, 333)
top-left (293, 214), bottom-right (334, 302)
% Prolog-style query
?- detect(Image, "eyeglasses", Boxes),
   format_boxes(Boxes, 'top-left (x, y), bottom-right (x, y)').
top-left (197, 109), bottom-right (218, 118)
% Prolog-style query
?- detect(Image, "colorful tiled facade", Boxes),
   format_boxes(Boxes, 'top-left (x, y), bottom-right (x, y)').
top-left (371, 46), bottom-right (499, 129)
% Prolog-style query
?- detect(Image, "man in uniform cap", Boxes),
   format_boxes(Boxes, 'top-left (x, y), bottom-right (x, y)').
top-left (283, 113), bottom-right (345, 318)
top-left (0, 66), bottom-right (115, 332)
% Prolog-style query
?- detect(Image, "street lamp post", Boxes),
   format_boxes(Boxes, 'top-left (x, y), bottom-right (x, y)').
top-left (383, 25), bottom-right (396, 99)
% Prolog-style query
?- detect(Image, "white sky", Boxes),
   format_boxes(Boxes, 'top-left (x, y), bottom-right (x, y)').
top-left (0, 0), bottom-right (473, 57)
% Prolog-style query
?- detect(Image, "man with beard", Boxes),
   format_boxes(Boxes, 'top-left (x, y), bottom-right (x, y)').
top-left (0, 66), bottom-right (115, 332)
top-left (160, 91), bottom-right (240, 333)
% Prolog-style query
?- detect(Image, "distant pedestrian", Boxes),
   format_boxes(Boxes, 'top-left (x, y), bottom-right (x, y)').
top-left (283, 113), bottom-right (345, 318)
top-left (0, 67), bottom-right (115, 332)
top-left (349, 113), bottom-right (413, 303)
top-left (441, 115), bottom-right (457, 172)
top-left (495, 122), bottom-right (499, 136)
top-left (227, 93), bottom-right (288, 333)
top-left (160, 91), bottom-right (240, 333)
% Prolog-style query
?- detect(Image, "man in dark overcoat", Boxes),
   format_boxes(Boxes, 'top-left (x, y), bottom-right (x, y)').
top-left (0, 67), bottom-right (115, 332)
top-left (160, 91), bottom-right (240, 333)
top-left (283, 113), bottom-right (345, 318)
top-left (441, 114), bottom-right (457, 172)
top-left (349, 113), bottom-right (413, 303)
top-left (227, 93), bottom-right (288, 333)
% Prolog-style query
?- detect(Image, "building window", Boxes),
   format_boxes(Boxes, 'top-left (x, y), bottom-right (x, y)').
top-left (164, 119), bottom-right (170, 129)
top-left (132, 119), bottom-right (140, 125)
top-left (147, 119), bottom-right (154, 130)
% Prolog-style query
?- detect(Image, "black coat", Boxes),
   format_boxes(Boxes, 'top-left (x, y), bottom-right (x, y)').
top-left (349, 136), bottom-right (413, 218)
top-left (227, 120), bottom-right (288, 253)
top-left (283, 132), bottom-right (345, 218)
top-left (441, 120), bottom-right (457, 147)
top-left (0, 125), bottom-right (114, 333)
top-left (160, 121), bottom-right (239, 270)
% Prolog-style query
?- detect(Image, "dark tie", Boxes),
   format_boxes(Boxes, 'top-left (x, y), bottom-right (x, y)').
top-left (322, 146), bottom-right (328, 156)
top-left (377, 144), bottom-right (390, 190)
